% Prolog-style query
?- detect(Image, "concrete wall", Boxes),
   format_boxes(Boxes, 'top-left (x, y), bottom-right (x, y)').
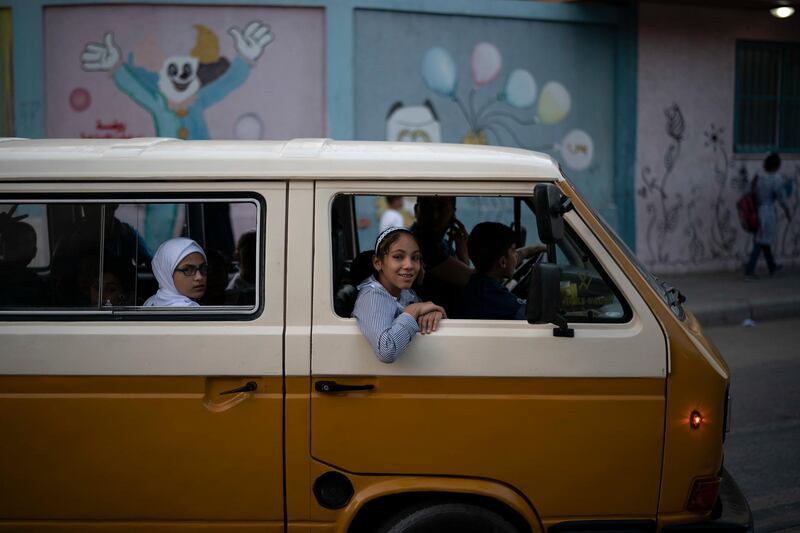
top-left (637, 3), bottom-right (800, 274)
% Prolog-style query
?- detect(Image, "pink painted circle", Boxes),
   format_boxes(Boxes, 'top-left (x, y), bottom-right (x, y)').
top-left (69, 88), bottom-right (91, 112)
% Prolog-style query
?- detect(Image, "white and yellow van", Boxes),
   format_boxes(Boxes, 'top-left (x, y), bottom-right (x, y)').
top-left (0, 138), bottom-right (751, 533)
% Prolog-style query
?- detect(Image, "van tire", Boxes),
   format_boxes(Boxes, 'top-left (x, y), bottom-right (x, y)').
top-left (375, 502), bottom-right (519, 533)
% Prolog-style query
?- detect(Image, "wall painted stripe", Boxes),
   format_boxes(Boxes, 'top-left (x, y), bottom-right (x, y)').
top-left (9, 1), bottom-right (43, 139)
top-left (326, 2), bottom-right (354, 140)
top-left (614, 3), bottom-right (638, 249)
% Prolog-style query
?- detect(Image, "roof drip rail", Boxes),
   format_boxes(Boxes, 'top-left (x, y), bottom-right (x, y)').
top-left (103, 137), bottom-right (176, 158)
top-left (281, 138), bottom-right (330, 158)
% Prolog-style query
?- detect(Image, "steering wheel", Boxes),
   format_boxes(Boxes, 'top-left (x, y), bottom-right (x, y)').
top-left (505, 249), bottom-right (544, 298)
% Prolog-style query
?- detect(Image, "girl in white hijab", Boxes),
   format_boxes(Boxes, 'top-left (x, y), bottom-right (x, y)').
top-left (143, 237), bottom-right (208, 307)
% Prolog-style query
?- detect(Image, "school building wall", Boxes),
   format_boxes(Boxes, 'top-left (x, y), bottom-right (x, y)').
top-left (636, 2), bottom-right (800, 274)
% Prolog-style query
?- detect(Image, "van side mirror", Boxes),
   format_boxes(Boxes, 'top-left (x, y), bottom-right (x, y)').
top-left (534, 184), bottom-right (572, 244)
top-left (527, 263), bottom-right (574, 338)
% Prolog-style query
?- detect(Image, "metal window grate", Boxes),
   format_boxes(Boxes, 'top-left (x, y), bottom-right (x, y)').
top-left (735, 40), bottom-right (800, 153)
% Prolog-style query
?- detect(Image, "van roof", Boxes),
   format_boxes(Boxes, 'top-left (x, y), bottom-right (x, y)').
top-left (0, 138), bottom-right (562, 182)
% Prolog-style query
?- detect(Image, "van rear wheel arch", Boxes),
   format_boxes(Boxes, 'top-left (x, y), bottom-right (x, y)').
top-left (347, 492), bottom-right (532, 533)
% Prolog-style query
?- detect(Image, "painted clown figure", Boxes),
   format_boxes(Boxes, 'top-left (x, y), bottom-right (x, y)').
top-left (81, 21), bottom-right (273, 139)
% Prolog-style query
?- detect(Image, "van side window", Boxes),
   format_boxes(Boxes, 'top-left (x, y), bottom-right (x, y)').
top-left (331, 193), bottom-right (630, 323)
top-left (0, 198), bottom-right (262, 316)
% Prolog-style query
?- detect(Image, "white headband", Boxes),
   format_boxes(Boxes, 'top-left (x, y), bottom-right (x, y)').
top-left (374, 226), bottom-right (413, 251)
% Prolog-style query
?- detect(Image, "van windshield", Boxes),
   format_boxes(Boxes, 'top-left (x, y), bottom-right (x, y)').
top-left (564, 177), bottom-right (686, 320)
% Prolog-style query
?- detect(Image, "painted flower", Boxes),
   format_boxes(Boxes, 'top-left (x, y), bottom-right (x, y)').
top-left (704, 124), bottom-right (724, 151)
top-left (664, 103), bottom-right (684, 142)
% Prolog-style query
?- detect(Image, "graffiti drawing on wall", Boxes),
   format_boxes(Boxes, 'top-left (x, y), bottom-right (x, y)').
top-left (638, 103), bottom-right (687, 264)
top-left (80, 22), bottom-right (273, 140)
top-left (409, 42), bottom-right (594, 172)
top-left (638, 102), bottom-right (799, 270)
top-left (386, 100), bottom-right (442, 143)
top-left (779, 165), bottom-right (800, 257)
top-left (702, 123), bottom-right (740, 260)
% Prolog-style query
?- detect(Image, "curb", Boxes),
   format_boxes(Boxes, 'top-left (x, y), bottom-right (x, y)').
top-left (690, 297), bottom-right (800, 327)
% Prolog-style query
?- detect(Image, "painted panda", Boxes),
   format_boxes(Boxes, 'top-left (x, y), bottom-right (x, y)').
top-left (385, 100), bottom-right (441, 143)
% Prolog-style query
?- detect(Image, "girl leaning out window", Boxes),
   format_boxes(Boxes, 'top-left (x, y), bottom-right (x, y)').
top-left (352, 227), bottom-right (446, 363)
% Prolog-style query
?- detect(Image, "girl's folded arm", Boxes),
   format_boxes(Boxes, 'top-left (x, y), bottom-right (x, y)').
top-left (353, 287), bottom-right (420, 363)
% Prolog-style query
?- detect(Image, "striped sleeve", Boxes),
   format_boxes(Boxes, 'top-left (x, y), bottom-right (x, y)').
top-left (352, 286), bottom-right (420, 364)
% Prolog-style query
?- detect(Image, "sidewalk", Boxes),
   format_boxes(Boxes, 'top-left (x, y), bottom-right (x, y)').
top-left (664, 267), bottom-right (800, 327)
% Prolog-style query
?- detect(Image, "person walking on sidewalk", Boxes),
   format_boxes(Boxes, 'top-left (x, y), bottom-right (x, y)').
top-left (744, 152), bottom-right (792, 279)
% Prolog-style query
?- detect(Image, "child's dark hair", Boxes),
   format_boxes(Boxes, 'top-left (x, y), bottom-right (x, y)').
top-left (0, 220), bottom-right (37, 267)
top-left (468, 222), bottom-right (515, 273)
top-left (374, 227), bottom-right (417, 258)
top-left (764, 152), bottom-right (781, 173)
top-left (90, 255), bottom-right (136, 295)
top-left (237, 230), bottom-right (257, 266)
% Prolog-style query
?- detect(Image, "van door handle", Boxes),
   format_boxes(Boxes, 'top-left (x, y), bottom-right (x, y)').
top-left (315, 380), bottom-right (375, 393)
top-left (219, 381), bottom-right (258, 395)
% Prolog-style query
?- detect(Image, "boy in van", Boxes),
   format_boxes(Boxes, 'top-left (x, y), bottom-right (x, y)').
top-left (458, 221), bottom-right (543, 320)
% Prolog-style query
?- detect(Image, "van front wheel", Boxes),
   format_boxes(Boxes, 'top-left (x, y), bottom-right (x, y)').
top-left (376, 502), bottom-right (520, 533)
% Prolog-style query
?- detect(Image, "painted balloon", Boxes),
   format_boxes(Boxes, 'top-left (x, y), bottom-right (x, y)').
top-left (503, 69), bottom-right (537, 108)
top-left (471, 42), bottom-right (502, 87)
top-left (422, 47), bottom-right (458, 97)
top-left (560, 129), bottom-right (594, 171)
top-left (233, 113), bottom-right (264, 140)
top-left (537, 82), bottom-right (571, 124)
top-left (69, 87), bottom-right (91, 112)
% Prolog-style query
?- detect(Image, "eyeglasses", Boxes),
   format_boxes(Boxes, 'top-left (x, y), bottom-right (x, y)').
top-left (174, 263), bottom-right (209, 277)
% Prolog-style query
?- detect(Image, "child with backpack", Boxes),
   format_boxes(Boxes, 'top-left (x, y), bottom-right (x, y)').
top-left (743, 152), bottom-right (792, 280)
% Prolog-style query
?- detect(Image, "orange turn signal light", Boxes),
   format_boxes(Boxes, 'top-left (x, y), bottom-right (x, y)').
top-left (687, 477), bottom-right (721, 512)
top-left (690, 410), bottom-right (703, 429)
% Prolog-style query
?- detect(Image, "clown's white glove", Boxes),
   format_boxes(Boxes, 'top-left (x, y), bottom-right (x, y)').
top-left (229, 21), bottom-right (273, 63)
top-left (80, 32), bottom-right (121, 72)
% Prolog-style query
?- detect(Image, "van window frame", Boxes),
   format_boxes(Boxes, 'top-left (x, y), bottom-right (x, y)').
top-left (329, 191), bottom-right (632, 325)
top-left (0, 192), bottom-right (266, 322)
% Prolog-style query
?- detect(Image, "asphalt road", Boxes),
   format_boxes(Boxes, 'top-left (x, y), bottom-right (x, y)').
top-left (706, 317), bottom-right (800, 533)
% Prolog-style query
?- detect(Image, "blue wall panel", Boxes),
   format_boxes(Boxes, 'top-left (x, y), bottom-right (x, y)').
top-left (354, 9), bottom-right (619, 237)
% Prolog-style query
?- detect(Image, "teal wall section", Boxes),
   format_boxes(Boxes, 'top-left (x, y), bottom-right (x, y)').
top-left (0, 0), bottom-right (637, 248)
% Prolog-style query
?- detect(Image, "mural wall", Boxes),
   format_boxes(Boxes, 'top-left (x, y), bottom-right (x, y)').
top-left (44, 5), bottom-right (325, 140)
top-left (353, 9), bottom-right (617, 247)
top-left (637, 4), bottom-right (800, 274)
top-left (0, 9), bottom-right (12, 137)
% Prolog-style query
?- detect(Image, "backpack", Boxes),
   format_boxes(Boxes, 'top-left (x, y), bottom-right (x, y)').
top-left (736, 175), bottom-right (760, 233)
